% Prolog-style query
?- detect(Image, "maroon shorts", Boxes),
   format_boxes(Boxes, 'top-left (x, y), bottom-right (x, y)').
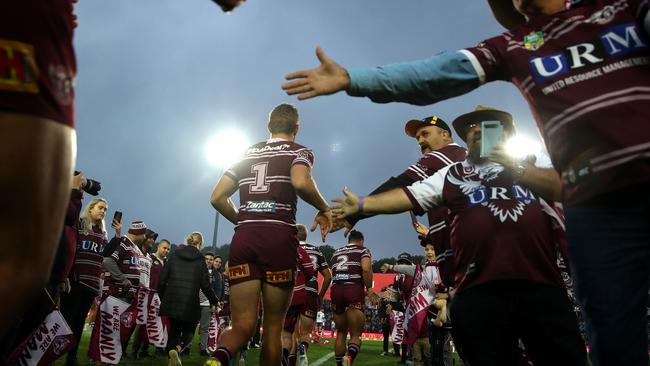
top-left (330, 283), bottom-right (365, 315)
top-left (301, 292), bottom-right (318, 319)
top-left (228, 224), bottom-right (298, 287)
top-left (0, 0), bottom-right (77, 127)
top-left (283, 304), bottom-right (303, 332)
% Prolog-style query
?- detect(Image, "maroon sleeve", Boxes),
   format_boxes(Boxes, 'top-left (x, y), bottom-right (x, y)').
top-left (463, 34), bottom-right (511, 83)
top-left (292, 148), bottom-right (314, 168)
top-left (65, 189), bottom-right (83, 226)
top-left (299, 247), bottom-right (317, 279)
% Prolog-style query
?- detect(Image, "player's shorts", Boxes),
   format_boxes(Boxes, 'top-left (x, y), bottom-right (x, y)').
top-left (228, 224), bottom-right (298, 288)
top-left (330, 283), bottom-right (365, 315)
top-left (0, 1), bottom-right (77, 127)
top-left (283, 304), bottom-right (303, 333)
top-left (301, 292), bottom-right (318, 319)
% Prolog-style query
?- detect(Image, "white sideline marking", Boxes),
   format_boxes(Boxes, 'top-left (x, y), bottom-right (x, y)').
top-left (310, 351), bottom-right (335, 366)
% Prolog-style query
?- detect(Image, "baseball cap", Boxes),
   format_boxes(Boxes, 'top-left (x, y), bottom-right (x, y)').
top-left (404, 115), bottom-right (452, 138)
top-left (397, 252), bottom-right (413, 264)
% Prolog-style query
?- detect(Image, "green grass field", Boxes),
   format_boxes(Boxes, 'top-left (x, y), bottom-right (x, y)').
top-left (53, 327), bottom-right (422, 366)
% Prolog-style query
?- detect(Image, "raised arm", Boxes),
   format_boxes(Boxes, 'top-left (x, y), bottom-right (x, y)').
top-left (283, 47), bottom-right (481, 105)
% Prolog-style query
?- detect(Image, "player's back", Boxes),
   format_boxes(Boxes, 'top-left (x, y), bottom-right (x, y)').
top-left (331, 244), bottom-right (371, 285)
top-left (225, 138), bottom-right (314, 227)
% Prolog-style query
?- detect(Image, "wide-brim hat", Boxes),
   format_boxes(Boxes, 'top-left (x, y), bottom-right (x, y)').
top-left (452, 105), bottom-right (514, 142)
top-left (404, 115), bottom-right (452, 138)
top-left (487, 0), bottom-right (526, 30)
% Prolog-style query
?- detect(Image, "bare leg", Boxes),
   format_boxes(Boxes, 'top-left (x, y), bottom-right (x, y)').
top-left (333, 312), bottom-right (348, 357)
top-left (299, 314), bottom-right (314, 344)
top-left (0, 112), bottom-right (74, 336)
top-left (260, 283), bottom-right (292, 366)
top-left (217, 280), bottom-right (261, 355)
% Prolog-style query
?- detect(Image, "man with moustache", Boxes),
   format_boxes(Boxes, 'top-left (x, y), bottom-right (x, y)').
top-left (330, 107), bottom-right (586, 366)
top-left (337, 116), bottom-right (465, 288)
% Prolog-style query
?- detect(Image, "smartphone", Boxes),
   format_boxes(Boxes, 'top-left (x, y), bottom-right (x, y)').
top-left (113, 211), bottom-right (122, 224)
top-left (409, 211), bottom-right (418, 226)
top-left (480, 121), bottom-right (504, 158)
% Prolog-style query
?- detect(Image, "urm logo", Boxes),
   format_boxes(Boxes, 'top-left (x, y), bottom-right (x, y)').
top-left (530, 23), bottom-right (647, 81)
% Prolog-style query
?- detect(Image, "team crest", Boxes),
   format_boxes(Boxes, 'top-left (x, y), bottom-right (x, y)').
top-left (447, 165), bottom-right (537, 223)
top-left (524, 31), bottom-right (545, 51)
top-left (121, 312), bottom-right (133, 328)
top-left (52, 336), bottom-right (71, 355)
top-left (588, 5), bottom-right (615, 25)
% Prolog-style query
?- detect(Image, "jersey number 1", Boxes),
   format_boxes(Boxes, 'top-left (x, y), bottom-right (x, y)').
top-left (250, 162), bottom-right (270, 193)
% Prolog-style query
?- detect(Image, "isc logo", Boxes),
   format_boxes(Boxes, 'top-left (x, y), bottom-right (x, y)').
top-left (530, 23), bottom-right (647, 81)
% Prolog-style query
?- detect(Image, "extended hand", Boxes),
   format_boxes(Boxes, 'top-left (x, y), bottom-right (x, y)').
top-left (311, 209), bottom-right (333, 242)
top-left (282, 47), bottom-right (351, 100)
top-left (331, 217), bottom-right (353, 236)
top-left (331, 187), bottom-right (360, 219)
top-left (380, 263), bottom-right (390, 273)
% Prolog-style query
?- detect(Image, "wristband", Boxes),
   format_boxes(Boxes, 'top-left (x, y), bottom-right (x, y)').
top-left (358, 195), bottom-right (365, 213)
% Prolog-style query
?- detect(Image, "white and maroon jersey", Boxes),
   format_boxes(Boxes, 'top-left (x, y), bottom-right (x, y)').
top-left (404, 160), bottom-right (564, 293)
top-left (225, 138), bottom-right (314, 227)
top-left (300, 242), bottom-right (329, 295)
top-left (462, 0), bottom-right (650, 204)
top-left (134, 247), bottom-right (152, 289)
top-left (72, 224), bottom-right (108, 293)
top-left (292, 246), bottom-right (317, 306)
top-left (331, 244), bottom-right (371, 285)
top-left (401, 143), bottom-right (466, 286)
top-left (103, 236), bottom-right (140, 298)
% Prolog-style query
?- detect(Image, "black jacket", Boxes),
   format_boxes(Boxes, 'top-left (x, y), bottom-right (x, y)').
top-left (158, 245), bottom-right (218, 322)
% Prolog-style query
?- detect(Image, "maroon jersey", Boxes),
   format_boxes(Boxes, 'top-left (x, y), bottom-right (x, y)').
top-left (0, 0), bottom-right (76, 126)
top-left (402, 143), bottom-right (466, 287)
top-left (103, 236), bottom-right (141, 298)
top-left (149, 254), bottom-right (165, 291)
top-left (300, 242), bottom-right (329, 295)
top-left (331, 244), bottom-right (371, 285)
top-left (292, 246), bottom-right (317, 306)
top-left (225, 138), bottom-right (314, 227)
top-left (463, 0), bottom-right (650, 204)
top-left (72, 223), bottom-right (108, 293)
top-left (404, 161), bottom-right (564, 293)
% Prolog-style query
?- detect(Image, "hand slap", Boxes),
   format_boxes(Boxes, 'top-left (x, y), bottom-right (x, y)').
top-left (331, 186), bottom-right (360, 219)
top-left (310, 209), bottom-right (333, 242)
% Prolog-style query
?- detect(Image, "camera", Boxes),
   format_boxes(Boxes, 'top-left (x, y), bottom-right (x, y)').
top-left (74, 170), bottom-right (102, 196)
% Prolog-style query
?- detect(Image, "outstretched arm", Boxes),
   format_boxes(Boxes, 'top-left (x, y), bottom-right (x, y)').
top-left (331, 187), bottom-right (414, 219)
top-left (283, 47), bottom-right (481, 105)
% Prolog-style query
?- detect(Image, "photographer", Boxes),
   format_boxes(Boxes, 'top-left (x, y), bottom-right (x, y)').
top-left (61, 171), bottom-right (120, 366)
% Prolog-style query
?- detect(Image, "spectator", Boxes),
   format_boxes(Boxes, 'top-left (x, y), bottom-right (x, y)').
top-left (199, 252), bottom-right (218, 356)
top-left (61, 194), bottom-right (120, 366)
top-left (283, 3), bottom-right (650, 364)
top-left (158, 232), bottom-right (219, 366)
top-left (331, 107), bottom-right (587, 365)
top-left (102, 221), bottom-right (148, 302)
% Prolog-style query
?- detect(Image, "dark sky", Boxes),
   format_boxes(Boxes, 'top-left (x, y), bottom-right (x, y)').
top-left (74, 1), bottom-right (545, 259)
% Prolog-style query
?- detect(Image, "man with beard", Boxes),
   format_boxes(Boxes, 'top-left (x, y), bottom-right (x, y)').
top-left (331, 108), bottom-right (586, 366)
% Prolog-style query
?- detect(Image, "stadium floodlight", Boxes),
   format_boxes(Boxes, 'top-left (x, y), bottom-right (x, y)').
top-left (204, 128), bottom-right (250, 251)
top-left (204, 128), bottom-right (250, 168)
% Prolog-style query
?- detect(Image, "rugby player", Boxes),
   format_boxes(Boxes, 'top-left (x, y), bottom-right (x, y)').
top-left (330, 230), bottom-right (375, 366)
top-left (209, 103), bottom-right (332, 366)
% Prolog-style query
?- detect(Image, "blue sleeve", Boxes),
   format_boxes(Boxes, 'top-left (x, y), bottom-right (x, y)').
top-left (346, 50), bottom-right (481, 106)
